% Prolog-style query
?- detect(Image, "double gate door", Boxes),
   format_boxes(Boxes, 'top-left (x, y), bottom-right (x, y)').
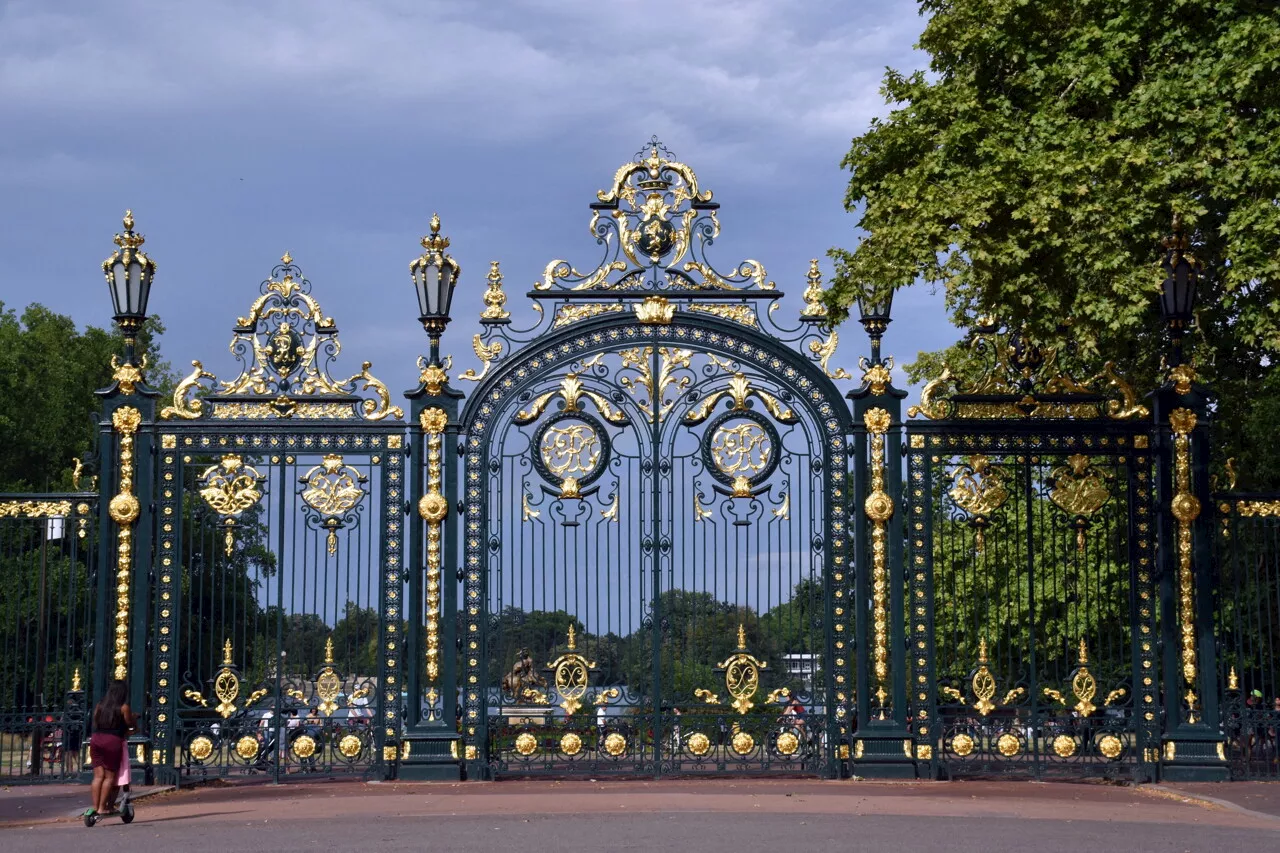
top-left (467, 329), bottom-right (851, 777)
top-left (906, 424), bottom-right (1159, 779)
top-left (151, 427), bottom-right (402, 784)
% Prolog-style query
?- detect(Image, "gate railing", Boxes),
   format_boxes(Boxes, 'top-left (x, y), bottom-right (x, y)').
top-left (0, 494), bottom-right (97, 783)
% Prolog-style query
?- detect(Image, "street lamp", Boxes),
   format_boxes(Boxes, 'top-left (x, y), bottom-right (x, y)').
top-left (410, 213), bottom-right (461, 366)
top-left (101, 210), bottom-right (156, 363)
top-left (1160, 215), bottom-right (1200, 367)
top-left (857, 283), bottom-right (894, 366)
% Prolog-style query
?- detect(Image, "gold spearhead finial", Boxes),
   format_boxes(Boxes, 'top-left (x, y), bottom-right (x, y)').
top-left (567, 625), bottom-right (576, 650)
top-left (737, 623), bottom-right (747, 650)
top-left (123, 209), bottom-right (135, 232)
top-left (1078, 638), bottom-right (1089, 665)
top-left (223, 638), bottom-right (234, 666)
top-left (430, 212), bottom-right (441, 234)
top-left (281, 251), bottom-right (293, 265)
top-left (325, 636), bottom-right (334, 665)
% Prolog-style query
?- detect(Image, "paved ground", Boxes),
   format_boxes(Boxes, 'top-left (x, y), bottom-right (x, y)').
top-left (2, 778), bottom-right (1278, 851)
top-left (1157, 781), bottom-right (1280, 819)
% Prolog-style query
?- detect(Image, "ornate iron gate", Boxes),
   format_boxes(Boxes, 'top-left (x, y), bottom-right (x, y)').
top-left (147, 257), bottom-right (406, 784)
top-left (455, 141), bottom-right (856, 778)
top-left (904, 328), bottom-right (1160, 780)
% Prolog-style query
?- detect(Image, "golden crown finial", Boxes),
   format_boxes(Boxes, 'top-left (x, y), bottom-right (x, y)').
top-left (567, 625), bottom-right (576, 650)
top-left (112, 210), bottom-right (146, 251)
top-left (430, 212), bottom-right (441, 234)
top-left (420, 213), bottom-right (451, 252)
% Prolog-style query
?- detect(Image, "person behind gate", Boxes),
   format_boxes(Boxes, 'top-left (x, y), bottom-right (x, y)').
top-left (85, 680), bottom-right (136, 819)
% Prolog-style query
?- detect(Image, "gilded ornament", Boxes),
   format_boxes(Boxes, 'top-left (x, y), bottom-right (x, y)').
top-left (603, 733), bottom-right (627, 757)
top-left (619, 347), bottom-right (692, 424)
top-left (457, 335), bottom-right (504, 383)
top-left (548, 627), bottom-right (595, 716)
top-left (1168, 363), bottom-right (1197, 395)
top-left (300, 455), bottom-right (367, 555)
top-left (859, 358), bottom-right (893, 395)
top-left (775, 732), bottom-right (800, 756)
top-left (1237, 500), bottom-right (1280, 517)
top-left (110, 405), bottom-right (141, 680)
top-left (731, 731), bottom-right (755, 755)
top-left (480, 260), bottom-right (511, 321)
top-left (634, 295), bottom-right (675, 324)
top-left (419, 361), bottom-right (449, 395)
top-left (110, 354), bottom-right (147, 395)
top-left (71, 668), bottom-right (82, 692)
top-left (0, 500), bottom-right (73, 518)
top-left (235, 736), bottom-right (259, 760)
top-left (1071, 639), bottom-right (1098, 717)
top-left (715, 625), bottom-right (766, 714)
top-left (1052, 735), bottom-right (1077, 758)
top-left (710, 422), bottom-right (772, 477)
top-left (559, 733), bottom-right (583, 756)
top-left (951, 733), bottom-right (975, 757)
top-left (799, 259), bottom-right (827, 319)
top-left (808, 331), bottom-right (853, 380)
top-left (292, 734), bottom-right (317, 759)
top-left (996, 734), bottom-right (1020, 757)
top-left (1169, 407), bottom-right (1200, 693)
top-left (541, 422), bottom-right (602, 478)
top-left (199, 455), bottom-right (265, 555)
top-left (971, 638), bottom-right (997, 717)
top-left (552, 303), bottom-right (624, 328)
top-left (949, 455), bottom-right (1009, 552)
top-left (686, 302), bottom-right (758, 327)
top-left (1098, 735), bottom-right (1123, 760)
top-left (189, 735), bottom-right (214, 761)
top-left (514, 733), bottom-right (538, 756)
top-left (1049, 455), bottom-right (1112, 552)
top-left (864, 407), bottom-right (893, 693)
top-left (338, 734), bottom-right (362, 758)
top-left (213, 639), bottom-right (241, 718)
top-left (687, 732), bottom-right (711, 757)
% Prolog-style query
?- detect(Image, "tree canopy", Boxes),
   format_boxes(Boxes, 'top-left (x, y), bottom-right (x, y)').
top-left (826, 0), bottom-right (1280, 483)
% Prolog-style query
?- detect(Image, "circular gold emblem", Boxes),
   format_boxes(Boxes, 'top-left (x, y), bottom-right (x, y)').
top-left (560, 733), bottom-right (582, 756)
top-left (996, 734), bottom-right (1020, 756)
top-left (108, 493), bottom-right (140, 525)
top-left (1052, 735), bottom-right (1076, 758)
top-left (951, 733), bottom-right (974, 756)
top-left (418, 490), bottom-right (449, 522)
top-left (189, 735), bottom-right (214, 761)
top-left (731, 732), bottom-right (755, 755)
top-left (292, 734), bottom-right (317, 759)
top-left (775, 732), bottom-right (799, 756)
top-left (383, 745), bottom-right (398, 762)
top-left (338, 734), bottom-right (362, 758)
top-left (603, 733), bottom-right (627, 756)
top-left (687, 732), bottom-right (711, 757)
top-left (235, 735), bottom-right (259, 760)
top-left (1098, 735), bottom-right (1123, 759)
top-left (1171, 493), bottom-right (1202, 523)
top-left (514, 733), bottom-right (538, 756)
top-left (865, 489), bottom-right (895, 523)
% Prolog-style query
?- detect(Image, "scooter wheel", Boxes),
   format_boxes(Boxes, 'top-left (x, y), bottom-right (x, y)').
top-left (83, 813), bottom-right (97, 827)
top-left (121, 804), bottom-right (135, 824)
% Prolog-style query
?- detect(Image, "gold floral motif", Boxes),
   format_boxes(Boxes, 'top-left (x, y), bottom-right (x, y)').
top-left (776, 732), bottom-right (800, 756)
top-left (808, 330), bottom-right (853, 380)
top-left (1168, 363), bottom-right (1197, 395)
top-left (1236, 500), bottom-right (1280, 518)
top-left (996, 734), bottom-right (1020, 757)
top-left (300, 455), bottom-right (367, 556)
top-left (110, 405), bottom-right (141, 680)
top-left (619, 347), bottom-right (692, 424)
top-left (682, 372), bottom-right (796, 425)
top-left (686, 302), bottom-right (758, 327)
top-left (951, 733), bottom-right (975, 756)
top-left (235, 736), bottom-right (260, 760)
top-left (338, 734), bottom-right (362, 758)
top-left (1052, 735), bottom-right (1077, 758)
top-left (292, 735), bottom-right (317, 759)
top-left (199, 455), bottom-right (265, 555)
top-left (514, 733), bottom-right (538, 756)
top-left (1049, 455), bottom-right (1113, 552)
top-left (551, 303), bottom-right (624, 328)
top-left (560, 733), bottom-right (583, 756)
top-left (949, 455), bottom-right (1009, 552)
top-left (420, 408), bottom-right (447, 683)
top-left (189, 736), bottom-right (214, 761)
top-left (1099, 735), bottom-right (1123, 760)
top-left (515, 371), bottom-right (630, 425)
top-left (731, 731), bottom-right (755, 755)
top-left (860, 358), bottom-right (893, 394)
top-left (0, 501), bottom-right (72, 518)
top-left (634, 295), bottom-right (675, 324)
top-left (865, 408), bottom-right (893, 698)
top-left (688, 732), bottom-right (711, 757)
top-left (603, 733), bottom-right (627, 756)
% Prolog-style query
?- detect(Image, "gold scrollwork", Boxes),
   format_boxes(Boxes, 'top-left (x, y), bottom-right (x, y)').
top-left (1049, 454), bottom-right (1113, 552)
top-left (717, 624), bottom-right (766, 714)
top-left (1071, 639), bottom-right (1097, 717)
top-left (971, 638), bottom-right (997, 717)
top-left (548, 627), bottom-right (595, 716)
top-left (551, 303), bottom-right (624, 328)
top-left (1237, 500), bottom-right (1280, 517)
top-left (456, 335), bottom-right (504, 383)
top-left (686, 302), bottom-right (758, 327)
top-left (0, 500), bottom-right (72, 518)
top-left (808, 330), bottom-right (853, 380)
top-left (300, 455), bottom-right (367, 555)
top-left (541, 423), bottom-right (602, 478)
top-left (315, 637), bottom-right (342, 716)
top-left (710, 421), bottom-right (772, 477)
top-left (110, 406), bottom-right (141, 680)
top-left (515, 372), bottom-right (630, 426)
top-left (214, 639), bottom-right (241, 719)
top-left (683, 372), bottom-right (796, 425)
top-left (199, 454), bottom-right (265, 556)
top-left (949, 455), bottom-right (1009, 553)
top-left (864, 408), bottom-right (894, 708)
top-left (620, 347), bottom-right (692, 424)
top-left (1170, 408), bottom-right (1201, 717)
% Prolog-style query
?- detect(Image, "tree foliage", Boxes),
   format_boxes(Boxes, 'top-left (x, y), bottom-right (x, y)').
top-left (826, 0), bottom-right (1280, 484)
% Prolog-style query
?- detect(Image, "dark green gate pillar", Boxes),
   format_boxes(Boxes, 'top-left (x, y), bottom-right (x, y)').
top-left (848, 357), bottom-right (915, 778)
top-left (401, 362), bottom-right (466, 779)
top-left (1154, 377), bottom-right (1227, 780)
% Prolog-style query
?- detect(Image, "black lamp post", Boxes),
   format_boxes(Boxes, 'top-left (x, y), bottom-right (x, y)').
top-left (1160, 215), bottom-right (1200, 368)
top-left (101, 210), bottom-right (156, 364)
top-left (858, 284), bottom-right (894, 367)
top-left (410, 213), bottom-right (460, 366)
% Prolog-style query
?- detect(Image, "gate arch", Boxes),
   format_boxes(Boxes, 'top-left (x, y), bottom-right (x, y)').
top-left (454, 140), bottom-right (858, 778)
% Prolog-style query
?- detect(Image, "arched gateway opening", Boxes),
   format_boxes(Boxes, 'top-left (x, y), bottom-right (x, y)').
top-left (453, 140), bottom-right (858, 777)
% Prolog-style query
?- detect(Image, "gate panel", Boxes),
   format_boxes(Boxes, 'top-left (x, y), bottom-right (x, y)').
top-left (0, 495), bottom-right (96, 782)
top-left (1216, 495), bottom-right (1280, 779)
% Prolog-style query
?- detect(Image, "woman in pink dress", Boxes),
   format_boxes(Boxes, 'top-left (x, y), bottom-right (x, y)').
top-left (85, 680), bottom-right (136, 819)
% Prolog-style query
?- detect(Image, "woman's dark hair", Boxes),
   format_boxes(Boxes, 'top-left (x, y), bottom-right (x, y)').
top-left (94, 680), bottom-right (129, 732)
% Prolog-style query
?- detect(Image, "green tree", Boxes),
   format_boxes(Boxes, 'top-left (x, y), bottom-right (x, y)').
top-left (826, 0), bottom-right (1280, 485)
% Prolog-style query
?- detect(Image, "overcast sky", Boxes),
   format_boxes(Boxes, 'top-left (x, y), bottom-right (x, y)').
top-left (0, 0), bottom-right (953, 401)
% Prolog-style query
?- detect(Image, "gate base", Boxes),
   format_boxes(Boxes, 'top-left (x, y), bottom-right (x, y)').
top-left (852, 735), bottom-right (919, 779)
top-left (398, 734), bottom-right (464, 781)
top-left (1160, 737), bottom-right (1229, 782)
